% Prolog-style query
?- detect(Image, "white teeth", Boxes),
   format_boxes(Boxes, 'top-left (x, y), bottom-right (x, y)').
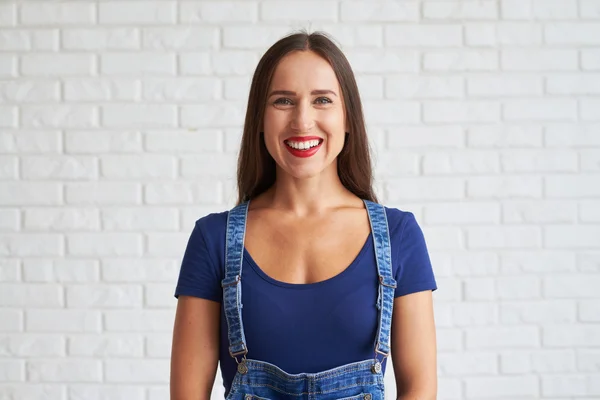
top-left (285, 139), bottom-right (321, 150)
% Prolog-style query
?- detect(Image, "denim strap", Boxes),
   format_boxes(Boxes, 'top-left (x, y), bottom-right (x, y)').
top-left (364, 200), bottom-right (396, 359)
top-left (222, 201), bottom-right (250, 359)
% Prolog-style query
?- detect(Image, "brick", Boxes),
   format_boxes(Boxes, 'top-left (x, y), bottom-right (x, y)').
top-left (100, 155), bottom-right (175, 179)
top-left (546, 175), bottom-right (600, 198)
top-left (546, 124), bottom-right (600, 147)
top-left (0, 30), bottom-right (30, 51)
top-left (0, 259), bottom-right (19, 280)
top-left (504, 99), bottom-right (577, 121)
top-left (466, 23), bottom-right (542, 46)
top-left (0, 4), bottom-right (15, 26)
top-left (142, 27), bottom-right (218, 50)
top-left (0, 55), bottom-right (16, 77)
top-left (0, 130), bottom-right (61, 153)
top-left (65, 183), bottom-right (140, 205)
top-left (387, 178), bottom-right (464, 201)
top-left (423, 1), bottom-right (497, 20)
top-left (101, 105), bottom-right (176, 128)
top-left (144, 182), bottom-right (221, 205)
top-left (180, 154), bottom-right (237, 178)
top-left (180, 103), bottom-right (245, 127)
top-left (545, 275), bottom-right (600, 298)
top-left (542, 376), bottom-right (587, 397)
top-left (467, 75), bottom-right (542, 96)
top-left (466, 226), bottom-right (541, 249)
top-left (422, 151), bottom-right (499, 175)
top-left (582, 49), bottom-right (600, 70)
top-left (212, 51), bottom-right (258, 75)
top-left (581, 201), bottom-right (600, 222)
top-left (501, 301), bottom-right (576, 324)
top-left (146, 233), bottom-right (190, 256)
top-left (386, 76), bottom-right (463, 99)
top-left (316, 25), bottom-right (383, 48)
top-left (546, 23), bottom-right (600, 45)
top-left (373, 151), bottom-right (419, 178)
top-left (101, 208), bottom-right (178, 231)
top-left (104, 310), bottom-right (174, 332)
top-left (21, 156), bottom-right (98, 180)
top-left (23, 259), bottom-right (99, 283)
top-left (385, 25), bottom-right (462, 47)
top-left (0, 80), bottom-right (60, 103)
top-left (24, 207), bottom-right (99, 231)
top-left (144, 130), bottom-right (221, 153)
top-left (424, 101), bottom-right (500, 123)
top-left (423, 50), bottom-right (498, 71)
top-left (64, 78), bottom-right (139, 101)
top-left (341, 1), bottom-right (418, 21)
top-left (501, 49), bottom-right (578, 71)
top-left (501, 251), bottom-right (576, 273)
top-left (26, 310), bottom-right (100, 333)
top-left (0, 107), bottom-right (16, 127)
top-left (346, 50), bottom-right (419, 73)
top-left (62, 28), bottom-right (139, 50)
top-left (546, 74), bottom-right (600, 95)
top-left (545, 326), bottom-right (600, 347)
top-left (178, 53), bottom-right (211, 75)
top-left (222, 26), bottom-right (290, 49)
top-left (580, 150), bottom-right (600, 172)
top-left (432, 252), bottom-right (499, 277)
top-left (68, 335), bottom-right (143, 358)
top-left (437, 328), bottom-right (463, 351)
top-left (65, 131), bottom-right (141, 154)
top-left (20, 2), bottom-right (94, 25)
top-left (260, 1), bottom-right (336, 21)
top-left (438, 353), bottom-right (497, 376)
top-left (581, 0), bottom-right (600, 18)
top-left (223, 76), bottom-right (251, 100)
top-left (69, 385), bottom-right (145, 400)
top-left (98, 1), bottom-right (175, 24)
top-left (501, 150), bottom-right (578, 172)
top-left (0, 360), bottom-right (24, 381)
top-left (579, 252), bottom-right (600, 272)
top-left (0, 183), bottom-right (61, 206)
top-left (581, 99), bottom-right (600, 121)
top-left (577, 349), bottom-right (600, 371)
top-left (0, 334), bottom-right (64, 357)
top-left (21, 105), bottom-right (97, 128)
top-left (0, 156), bottom-right (17, 180)
top-left (452, 304), bottom-right (498, 327)
top-left (101, 259), bottom-right (178, 283)
top-left (146, 334), bottom-right (171, 356)
top-left (27, 360), bottom-right (101, 382)
top-left (66, 233), bottom-right (142, 256)
top-left (142, 77), bottom-right (218, 101)
top-left (66, 285), bottom-right (142, 308)
top-left (104, 359), bottom-right (168, 383)
top-left (0, 385), bottom-right (65, 399)
top-left (21, 54), bottom-right (94, 76)
top-left (356, 75), bottom-right (383, 99)
top-left (0, 234), bottom-right (62, 257)
top-left (101, 54), bottom-right (175, 76)
top-left (145, 285), bottom-right (174, 308)
top-left (420, 227), bottom-right (462, 250)
top-left (580, 300), bottom-right (600, 322)
top-left (497, 276), bottom-right (542, 299)
top-left (503, 201), bottom-right (577, 223)
top-left (0, 284), bottom-right (62, 307)
top-left (180, 1), bottom-right (257, 22)
top-left (0, 310), bottom-right (22, 331)
top-left (466, 376), bottom-right (538, 398)
top-left (467, 326), bottom-right (539, 349)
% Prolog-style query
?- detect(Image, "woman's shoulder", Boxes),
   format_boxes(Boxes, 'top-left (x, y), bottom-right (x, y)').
top-left (381, 204), bottom-right (420, 239)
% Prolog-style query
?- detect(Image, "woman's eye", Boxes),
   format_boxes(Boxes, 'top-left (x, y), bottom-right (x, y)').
top-left (315, 97), bottom-right (332, 104)
top-left (273, 98), bottom-right (293, 105)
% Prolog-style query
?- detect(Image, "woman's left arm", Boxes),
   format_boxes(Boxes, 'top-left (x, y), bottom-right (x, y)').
top-left (390, 290), bottom-right (437, 400)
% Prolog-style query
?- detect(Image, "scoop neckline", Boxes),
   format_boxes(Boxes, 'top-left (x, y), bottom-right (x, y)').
top-left (243, 232), bottom-right (373, 289)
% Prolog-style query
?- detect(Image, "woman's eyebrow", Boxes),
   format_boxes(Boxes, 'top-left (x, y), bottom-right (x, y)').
top-left (268, 89), bottom-right (338, 97)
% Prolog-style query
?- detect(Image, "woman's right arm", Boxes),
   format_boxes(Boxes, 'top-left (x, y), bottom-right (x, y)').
top-left (170, 295), bottom-right (221, 400)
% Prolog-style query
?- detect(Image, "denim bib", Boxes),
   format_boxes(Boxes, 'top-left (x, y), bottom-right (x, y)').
top-left (222, 200), bottom-right (396, 400)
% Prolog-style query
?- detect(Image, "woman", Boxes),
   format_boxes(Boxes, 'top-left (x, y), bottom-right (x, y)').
top-left (170, 31), bottom-right (437, 400)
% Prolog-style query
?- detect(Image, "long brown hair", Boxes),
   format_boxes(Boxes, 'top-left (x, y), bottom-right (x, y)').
top-left (236, 30), bottom-right (378, 205)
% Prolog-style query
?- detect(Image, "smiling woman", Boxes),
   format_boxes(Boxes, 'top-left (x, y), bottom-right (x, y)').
top-left (170, 30), bottom-right (438, 400)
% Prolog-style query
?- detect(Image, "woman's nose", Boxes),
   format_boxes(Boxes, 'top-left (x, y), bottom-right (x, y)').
top-left (290, 101), bottom-right (315, 132)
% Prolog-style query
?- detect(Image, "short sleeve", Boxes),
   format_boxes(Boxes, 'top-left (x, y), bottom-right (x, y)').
top-left (393, 212), bottom-right (437, 297)
top-left (174, 219), bottom-right (222, 302)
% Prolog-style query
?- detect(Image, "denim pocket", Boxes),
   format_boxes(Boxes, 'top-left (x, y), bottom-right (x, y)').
top-left (242, 395), bottom-right (272, 400)
top-left (336, 394), bottom-right (374, 400)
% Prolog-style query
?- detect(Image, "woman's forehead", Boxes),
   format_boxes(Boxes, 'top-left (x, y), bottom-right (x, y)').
top-left (270, 51), bottom-right (340, 90)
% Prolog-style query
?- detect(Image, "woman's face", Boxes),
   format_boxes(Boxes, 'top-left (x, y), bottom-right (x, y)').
top-left (262, 50), bottom-right (347, 180)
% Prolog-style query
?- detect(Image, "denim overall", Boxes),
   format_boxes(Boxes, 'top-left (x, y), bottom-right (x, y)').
top-left (222, 200), bottom-right (396, 400)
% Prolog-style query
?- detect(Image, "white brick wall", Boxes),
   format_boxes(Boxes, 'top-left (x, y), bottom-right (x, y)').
top-left (0, 1), bottom-right (599, 399)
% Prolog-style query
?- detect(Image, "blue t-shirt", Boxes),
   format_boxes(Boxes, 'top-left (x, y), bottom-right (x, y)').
top-left (174, 206), bottom-right (437, 393)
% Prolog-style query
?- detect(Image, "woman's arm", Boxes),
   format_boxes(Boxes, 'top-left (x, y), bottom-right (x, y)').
top-left (170, 295), bottom-right (220, 400)
top-left (391, 290), bottom-right (438, 400)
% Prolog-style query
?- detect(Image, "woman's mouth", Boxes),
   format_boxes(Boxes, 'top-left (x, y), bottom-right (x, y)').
top-left (283, 138), bottom-right (323, 158)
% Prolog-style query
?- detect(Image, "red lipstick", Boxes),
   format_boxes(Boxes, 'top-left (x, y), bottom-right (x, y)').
top-left (284, 136), bottom-right (323, 158)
